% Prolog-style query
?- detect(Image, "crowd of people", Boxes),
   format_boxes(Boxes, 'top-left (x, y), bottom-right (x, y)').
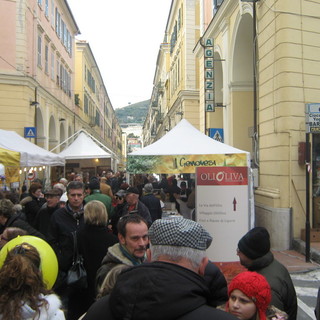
top-left (0, 171), bottom-right (301, 320)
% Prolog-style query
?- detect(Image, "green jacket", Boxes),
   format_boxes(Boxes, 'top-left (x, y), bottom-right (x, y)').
top-left (85, 190), bottom-right (114, 218)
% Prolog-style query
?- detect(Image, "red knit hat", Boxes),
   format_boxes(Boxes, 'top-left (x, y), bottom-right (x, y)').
top-left (227, 271), bottom-right (271, 320)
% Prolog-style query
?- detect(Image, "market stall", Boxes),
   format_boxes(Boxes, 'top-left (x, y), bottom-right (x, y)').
top-left (0, 129), bottom-right (65, 189)
top-left (127, 119), bottom-right (252, 262)
top-left (58, 131), bottom-right (113, 179)
top-left (127, 119), bottom-right (249, 174)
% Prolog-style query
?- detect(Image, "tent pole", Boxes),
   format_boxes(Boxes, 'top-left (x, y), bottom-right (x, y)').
top-left (50, 130), bottom-right (81, 152)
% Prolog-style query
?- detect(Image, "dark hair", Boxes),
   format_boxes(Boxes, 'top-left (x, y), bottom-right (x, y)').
top-left (180, 181), bottom-right (187, 188)
top-left (5, 191), bottom-right (19, 204)
top-left (67, 181), bottom-right (85, 193)
top-left (21, 185), bottom-right (27, 193)
top-left (5, 227), bottom-right (27, 241)
top-left (117, 214), bottom-right (148, 237)
top-left (29, 183), bottom-right (42, 194)
top-left (0, 243), bottom-right (51, 320)
top-left (0, 199), bottom-right (14, 218)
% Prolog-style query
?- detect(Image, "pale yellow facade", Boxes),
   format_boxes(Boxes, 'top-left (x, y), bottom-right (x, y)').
top-left (0, 0), bottom-right (122, 179)
top-left (144, 0), bottom-right (320, 248)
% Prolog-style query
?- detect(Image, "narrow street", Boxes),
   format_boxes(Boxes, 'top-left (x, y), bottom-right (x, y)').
top-left (291, 269), bottom-right (320, 320)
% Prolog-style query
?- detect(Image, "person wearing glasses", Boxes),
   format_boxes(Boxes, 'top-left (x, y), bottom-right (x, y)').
top-left (121, 187), bottom-right (152, 226)
top-left (84, 217), bottom-right (237, 320)
top-left (237, 227), bottom-right (297, 320)
top-left (109, 189), bottom-right (127, 235)
top-left (96, 214), bottom-right (149, 293)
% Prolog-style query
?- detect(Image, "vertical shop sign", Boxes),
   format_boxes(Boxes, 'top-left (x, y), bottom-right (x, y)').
top-left (204, 38), bottom-right (215, 112)
top-left (196, 166), bottom-right (249, 262)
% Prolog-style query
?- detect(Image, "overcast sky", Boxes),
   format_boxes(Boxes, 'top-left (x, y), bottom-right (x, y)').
top-left (67, 0), bottom-right (172, 109)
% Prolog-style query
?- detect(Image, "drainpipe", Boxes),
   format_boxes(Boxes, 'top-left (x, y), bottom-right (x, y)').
top-left (253, 0), bottom-right (259, 167)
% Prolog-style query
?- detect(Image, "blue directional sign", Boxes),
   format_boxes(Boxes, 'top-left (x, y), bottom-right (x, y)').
top-left (24, 127), bottom-right (37, 138)
top-left (209, 128), bottom-right (224, 142)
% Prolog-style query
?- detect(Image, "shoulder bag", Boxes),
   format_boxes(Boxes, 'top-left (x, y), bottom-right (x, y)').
top-left (67, 231), bottom-right (87, 289)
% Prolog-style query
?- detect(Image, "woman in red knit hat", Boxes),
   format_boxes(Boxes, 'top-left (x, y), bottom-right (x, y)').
top-left (226, 271), bottom-right (287, 320)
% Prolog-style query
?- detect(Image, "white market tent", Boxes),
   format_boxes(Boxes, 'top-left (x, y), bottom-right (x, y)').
top-left (58, 131), bottom-right (112, 159)
top-left (127, 119), bottom-right (250, 174)
top-left (131, 119), bottom-right (247, 156)
top-left (128, 119), bottom-right (253, 263)
top-left (0, 129), bottom-right (65, 167)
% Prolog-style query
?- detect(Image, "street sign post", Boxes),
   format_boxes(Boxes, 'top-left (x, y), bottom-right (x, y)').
top-left (24, 127), bottom-right (37, 138)
top-left (306, 103), bottom-right (320, 133)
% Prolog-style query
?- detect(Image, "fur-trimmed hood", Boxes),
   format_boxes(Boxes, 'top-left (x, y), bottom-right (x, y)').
top-left (19, 293), bottom-right (65, 320)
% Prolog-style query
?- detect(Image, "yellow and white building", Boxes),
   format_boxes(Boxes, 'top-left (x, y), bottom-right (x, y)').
top-left (144, 0), bottom-right (320, 248)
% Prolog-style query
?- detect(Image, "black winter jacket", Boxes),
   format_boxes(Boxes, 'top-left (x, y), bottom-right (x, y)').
top-left (84, 261), bottom-right (237, 320)
top-left (1, 213), bottom-right (46, 240)
top-left (204, 261), bottom-right (228, 307)
top-left (248, 251), bottom-right (297, 320)
top-left (140, 193), bottom-right (162, 222)
top-left (47, 202), bottom-right (84, 272)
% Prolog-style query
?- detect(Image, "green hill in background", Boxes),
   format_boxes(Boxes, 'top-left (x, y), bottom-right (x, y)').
top-left (115, 100), bottom-right (150, 126)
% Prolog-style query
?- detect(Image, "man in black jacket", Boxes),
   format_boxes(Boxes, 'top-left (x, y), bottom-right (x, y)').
top-left (140, 183), bottom-right (162, 222)
top-left (34, 188), bottom-right (62, 238)
top-left (121, 187), bottom-right (152, 226)
top-left (237, 227), bottom-right (297, 320)
top-left (84, 217), bottom-right (236, 320)
top-left (47, 181), bottom-right (85, 320)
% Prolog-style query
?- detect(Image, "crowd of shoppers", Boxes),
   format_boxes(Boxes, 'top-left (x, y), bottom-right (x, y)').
top-left (0, 172), bottom-right (298, 320)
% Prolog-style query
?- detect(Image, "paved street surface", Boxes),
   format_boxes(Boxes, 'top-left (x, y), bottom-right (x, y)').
top-left (291, 270), bottom-right (320, 320)
top-left (273, 250), bottom-right (320, 320)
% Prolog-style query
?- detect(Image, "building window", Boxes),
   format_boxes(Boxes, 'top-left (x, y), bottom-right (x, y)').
top-left (38, 0), bottom-right (42, 7)
top-left (55, 8), bottom-right (61, 38)
top-left (51, 51), bottom-right (54, 80)
top-left (51, 0), bottom-right (55, 27)
top-left (84, 94), bottom-right (88, 114)
top-left (45, 0), bottom-right (49, 17)
top-left (95, 110), bottom-right (100, 126)
top-left (45, 44), bottom-right (49, 74)
top-left (37, 35), bottom-right (42, 67)
top-left (56, 59), bottom-right (60, 85)
top-left (213, 0), bottom-right (224, 12)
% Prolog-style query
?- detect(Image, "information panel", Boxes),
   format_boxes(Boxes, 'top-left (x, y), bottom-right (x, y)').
top-left (196, 166), bottom-right (249, 262)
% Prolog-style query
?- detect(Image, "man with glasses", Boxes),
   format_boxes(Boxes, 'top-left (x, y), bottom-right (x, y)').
top-left (121, 187), bottom-right (152, 226)
top-left (96, 214), bottom-right (149, 291)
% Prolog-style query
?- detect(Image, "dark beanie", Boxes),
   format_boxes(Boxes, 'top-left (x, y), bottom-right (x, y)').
top-left (89, 177), bottom-right (100, 190)
top-left (238, 227), bottom-right (270, 259)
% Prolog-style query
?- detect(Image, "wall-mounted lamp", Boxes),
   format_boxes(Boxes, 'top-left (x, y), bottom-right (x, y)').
top-left (30, 101), bottom-right (39, 106)
top-left (176, 112), bottom-right (184, 116)
top-left (59, 118), bottom-right (66, 122)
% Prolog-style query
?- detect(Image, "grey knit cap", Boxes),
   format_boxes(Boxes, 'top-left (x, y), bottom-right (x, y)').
top-left (149, 217), bottom-right (212, 251)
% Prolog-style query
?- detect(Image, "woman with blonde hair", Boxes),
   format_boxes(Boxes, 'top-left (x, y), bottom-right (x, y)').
top-left (75, 200), bottom-right (118, 318)
top-left (0, 242), bottom-right (65, 320)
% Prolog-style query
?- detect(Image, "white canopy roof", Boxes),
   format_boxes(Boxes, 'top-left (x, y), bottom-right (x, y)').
top-left (59, 132), bottom-right (112, 159)
top-left (0, 129), bottom-right (65, 167)
top-left (130, 119), bottom-right (249, 156)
